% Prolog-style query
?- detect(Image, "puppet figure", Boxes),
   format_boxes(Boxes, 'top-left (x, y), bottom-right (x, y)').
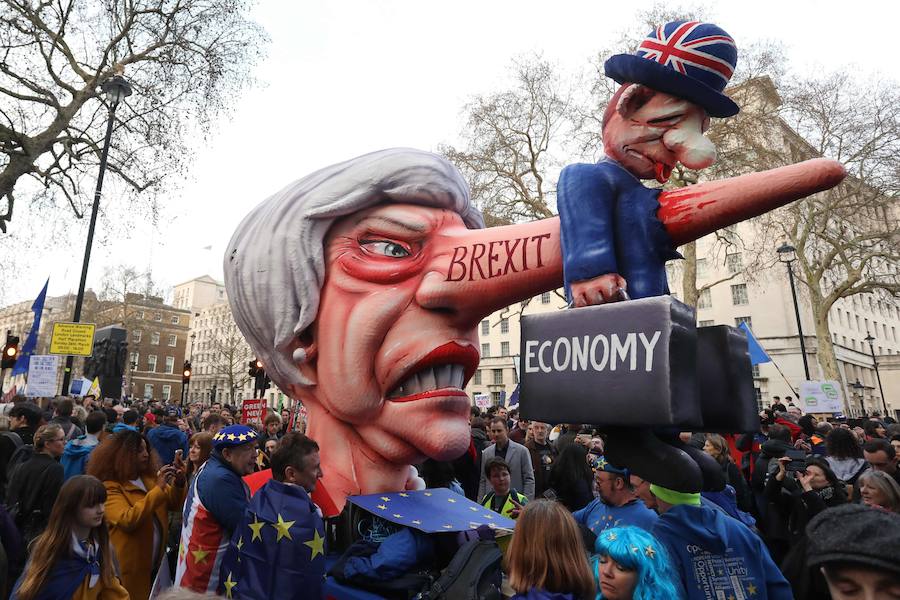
top-left (559, 20), bottom-right (739, 306)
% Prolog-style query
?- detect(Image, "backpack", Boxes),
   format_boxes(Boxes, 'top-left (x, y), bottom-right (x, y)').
top-left (418, 539), bottom-right (502, 600)
top-left (4, 443), bottom-right (34, 490)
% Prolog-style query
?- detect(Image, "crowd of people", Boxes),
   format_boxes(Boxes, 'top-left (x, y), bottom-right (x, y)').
top-left (0, 393), bottom-right (897, 599)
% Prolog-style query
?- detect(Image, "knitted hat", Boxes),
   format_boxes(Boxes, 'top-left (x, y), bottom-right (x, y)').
top-left (806, 504), bottom-right (900, 576)
top-left (212, 424), bottom-right (259, 450)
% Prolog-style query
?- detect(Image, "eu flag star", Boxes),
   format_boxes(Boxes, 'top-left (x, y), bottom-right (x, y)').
top-left (272, 513), bottom-right (295, 542)
top-left (377, 504), bottom-right (387, 510)
top-left (224, 571), bottom-right (238, 599)
top-left (747, 583), bottom-right (758, 596)
top-left (380, 496), bottom-right (391, 502)
top-left (248, 514), bottom-right (265, 542)
top-left (227, 433), bottom-right (237, 441)
top-left (237, 433), bottom-right (248, 441)
top-left (304, 529), bottom-right (325, 559)
top-left (236, 536), bottom-right (244, 550)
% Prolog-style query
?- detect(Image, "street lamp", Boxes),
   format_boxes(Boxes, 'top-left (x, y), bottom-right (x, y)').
top-left (851, 378), bottom-right (865, 416)
top-left (777, 243), bottom-right (810, 381)
top-left (864, 332), bottom-right (889, 417)
top-left (129, 359), bottom-right (136, 398)
top-left (188, 332), bottom-right (196, 403)
top-left (60, 73), bottom-right (133, 396)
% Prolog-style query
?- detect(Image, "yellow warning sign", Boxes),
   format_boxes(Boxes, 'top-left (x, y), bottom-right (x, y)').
top-left (49, 322), bottom-right (96, 356)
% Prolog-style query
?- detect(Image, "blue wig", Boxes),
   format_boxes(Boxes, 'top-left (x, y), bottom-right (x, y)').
top-left (591, 526), bottom-right (682, 600)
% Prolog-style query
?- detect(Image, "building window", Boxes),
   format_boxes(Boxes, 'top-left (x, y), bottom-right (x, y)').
top-left (492, 369), bottom-right (503, 385)
top-left (147, 355), bottom-right (157, 373)
top-left (154, 313), bottom-right (162, 322)
top-left (133, 330), bottom-right (142, 343)
top-left (481, 343), bottom-right (490, 358)
top-left (167, 334), bottom-right (177, 347)
top-left (481, 320), bottom-right (489, 335)
top-left (751, 364), bottom-right (760, 378)
top-left (165, 356), bottom-right (175, 374)
top-left (699, 320), bottom-right (715, 327)
top-left (473, 370), bottom-right (482, 385)
top-left (129, 351), bottom-right (139, 366)
top-left (501, 341), bottom-right (510, 356)
top-left (500, 318), bottom-right (509, 334)
top-left (754, 387), bottom-right (763, 411)
top-left (171, 316), bottom-right (179, 324)
top-left (725, 253), bottom-right (743, 274)
top-left (731, 284), bottom-right (749, 305)
top-left (697, 288), bottom-right (712, 309)
top-left (143, 384), bottom-right (153, 399)
top-left (541, 292), bottom-right (551, 304)
top-left (137, 311), bottom-right (145, 319)
top-left (696, 258), bottom-right (708, 278)
top-left (491, 391), bottom-right (502, 404)
top-left (162, 385), bottom-right (171, 401)
top-left (735, 316), bottom-right (752, 328)
top-left (151, 332), bottom-right (160, 345)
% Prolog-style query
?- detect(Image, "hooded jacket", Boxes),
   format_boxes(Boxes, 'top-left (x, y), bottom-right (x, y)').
top-left (146, 423), bottom-right (188, 465)
top-left (652, 504), bottom-right (792, 600)
top-left (61, 435), bottom-right (100, 480)
top-left (824, 456), bottom-right (868, 484)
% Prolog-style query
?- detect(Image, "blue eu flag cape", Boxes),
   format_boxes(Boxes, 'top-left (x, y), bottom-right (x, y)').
top-left (12, 278), bottom-right (49, 376)
top-left (218, 479), bottom-right (326, 600)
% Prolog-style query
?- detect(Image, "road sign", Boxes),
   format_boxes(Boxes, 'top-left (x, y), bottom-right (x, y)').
top-left (49, 322), bottom-right (96, 356)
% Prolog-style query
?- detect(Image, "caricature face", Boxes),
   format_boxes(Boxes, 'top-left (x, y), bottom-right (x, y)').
top-left (311, 203), bottom-right (481, 464)
top-left (603, 85), bottom-right (714, 183)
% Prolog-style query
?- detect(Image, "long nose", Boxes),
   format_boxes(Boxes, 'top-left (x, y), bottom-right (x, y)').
top-left (663, 126), bottom-right (716, 170)
top-left (417, 218), bottom-right (564, 327)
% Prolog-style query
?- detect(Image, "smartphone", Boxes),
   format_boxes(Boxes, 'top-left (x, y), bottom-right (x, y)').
top-left (785, 449), bottom-right (807, 472)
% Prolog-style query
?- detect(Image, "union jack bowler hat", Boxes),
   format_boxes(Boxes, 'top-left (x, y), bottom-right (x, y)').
top-left (605, 20), bottom-right (739, 117)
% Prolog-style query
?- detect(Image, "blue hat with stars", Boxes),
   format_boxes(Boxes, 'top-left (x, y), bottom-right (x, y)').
top-left (213, 424), bottom-right (259, 449)
top-left (591, 455), bottom-right (629, 477)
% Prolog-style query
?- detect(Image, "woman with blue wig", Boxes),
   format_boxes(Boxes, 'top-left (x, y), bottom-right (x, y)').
top-left (592, 526), bottom-right (682, 600)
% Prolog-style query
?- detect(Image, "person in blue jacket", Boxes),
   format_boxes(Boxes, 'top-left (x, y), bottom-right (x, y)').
top-left (61, 411), bottom-right (107, 480)
top-left (649, 484), bottom-right (792, 600)
top-left (146, 413), bottom-right (188, 465)
top-left (573, 458), bottom-right (658, 537)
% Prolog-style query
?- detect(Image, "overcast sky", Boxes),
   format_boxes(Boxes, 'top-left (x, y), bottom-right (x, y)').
top-left (4, 0), bottom-right (895, 306)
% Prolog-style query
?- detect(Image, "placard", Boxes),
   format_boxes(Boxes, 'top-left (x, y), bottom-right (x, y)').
top-left (49, 322), bottom-right (96, 356)
top-left (473, 393), bottom-right (491, 409)
top-left (241, 398), bottom-right (268, 427)
top-left (799, 380), bottom-right (844, 414)
top-left (26, 355), bottom-right (59, 397)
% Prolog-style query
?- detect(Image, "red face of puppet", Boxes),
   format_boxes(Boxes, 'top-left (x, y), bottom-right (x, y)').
top-left (602, 85), bottom-right (715, 184)
top-left (306, 203), bottom-right (560, 474)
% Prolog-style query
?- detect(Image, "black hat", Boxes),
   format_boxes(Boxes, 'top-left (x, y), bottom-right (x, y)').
top-left (806, 504), bottom-right (900, 575)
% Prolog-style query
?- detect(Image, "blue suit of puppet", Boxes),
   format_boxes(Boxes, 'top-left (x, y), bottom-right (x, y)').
top-left (557, 159), bottom-right (680, 301)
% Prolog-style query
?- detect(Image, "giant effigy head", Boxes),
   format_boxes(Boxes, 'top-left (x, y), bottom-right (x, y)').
top-left (224, 148), bottom-right (562, 513)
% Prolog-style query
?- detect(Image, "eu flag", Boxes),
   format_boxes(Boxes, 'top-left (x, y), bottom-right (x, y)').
top-left (218, 479), bottom-right (326, 600)
top-left (738, 321), bottom-right (771, 365)
top-left (12, 279), bottom-right (49, 376)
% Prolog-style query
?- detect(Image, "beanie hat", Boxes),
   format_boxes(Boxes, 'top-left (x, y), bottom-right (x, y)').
top-left (806, 504), bottom-right (900, 576)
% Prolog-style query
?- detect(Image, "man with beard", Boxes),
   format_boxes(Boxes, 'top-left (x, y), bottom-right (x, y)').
top-left (572, 458), bottom-right (658, 536)
top-left (525, 421), bottom-right (556, 498)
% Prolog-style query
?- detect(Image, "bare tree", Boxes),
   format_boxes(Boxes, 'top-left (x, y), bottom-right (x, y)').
top-left (0, 0), bottom-right (267, 233)
top-left (205, 315), bottom-right (253, 401)
top-left (95, 263), bottom-right (160, 331)
top-left (440, 55), bottom-right (577, 225)
top-left (753, 73), bottom-right (900, 380)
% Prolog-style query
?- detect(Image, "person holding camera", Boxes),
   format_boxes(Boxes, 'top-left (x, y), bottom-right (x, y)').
top-left (763, 455), bottom-right (847, 565)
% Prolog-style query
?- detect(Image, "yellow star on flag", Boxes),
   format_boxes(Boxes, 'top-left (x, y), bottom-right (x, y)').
top-left (381, 496), bottom-right (391, 502)
top-left (248, 514), bottom-right (265, 542)
top-left (447, 498), bottom-right (457, 503)
top-left (304, 529), bottom-right (325, 559)
top-left (236, 536), bottom-right (244, 550)
top-left (272, 513), bottom-right (296, 542)
top-left (423, 492), bottom-right (432, 496)
top-left (412, 520), bottom-right (422, 525)
top-left (224, 572), bottom-right (238, 599)
top-left (399, 492), bottom-right (409, 497)
top-left (191, 548), bottom-right (210, 565)
top-left (469, 506), bottom-right (479, 511)
top-left (443, 524), bottom-right (453, 529)
top-left (377, 504), bottom-right (387, 510)
top-left (393, 514), bottom-right (403, 518)
top-left (747, 583), bottom-right (758, 596)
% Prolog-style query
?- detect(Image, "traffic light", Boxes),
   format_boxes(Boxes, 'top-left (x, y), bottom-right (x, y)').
top-left (182, 360), bottom-right (192, 384)
top-left (1, 335), bottom-right (19, 369)
top-left (248, 359), bottom-right (263, 377)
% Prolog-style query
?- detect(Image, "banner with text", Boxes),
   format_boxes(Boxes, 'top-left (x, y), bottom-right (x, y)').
top-left (799, 381), bottom-right (844, 414)
top-left (241, 398), bottom-right (268, 427)
top-left (26, 355), bottom-right (59, 397)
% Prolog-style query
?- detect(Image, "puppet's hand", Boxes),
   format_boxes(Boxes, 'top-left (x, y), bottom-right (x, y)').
top-left (405, 465), bottom-right (426, 491)
top-left (570, 273), bottom-right (627, 307)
